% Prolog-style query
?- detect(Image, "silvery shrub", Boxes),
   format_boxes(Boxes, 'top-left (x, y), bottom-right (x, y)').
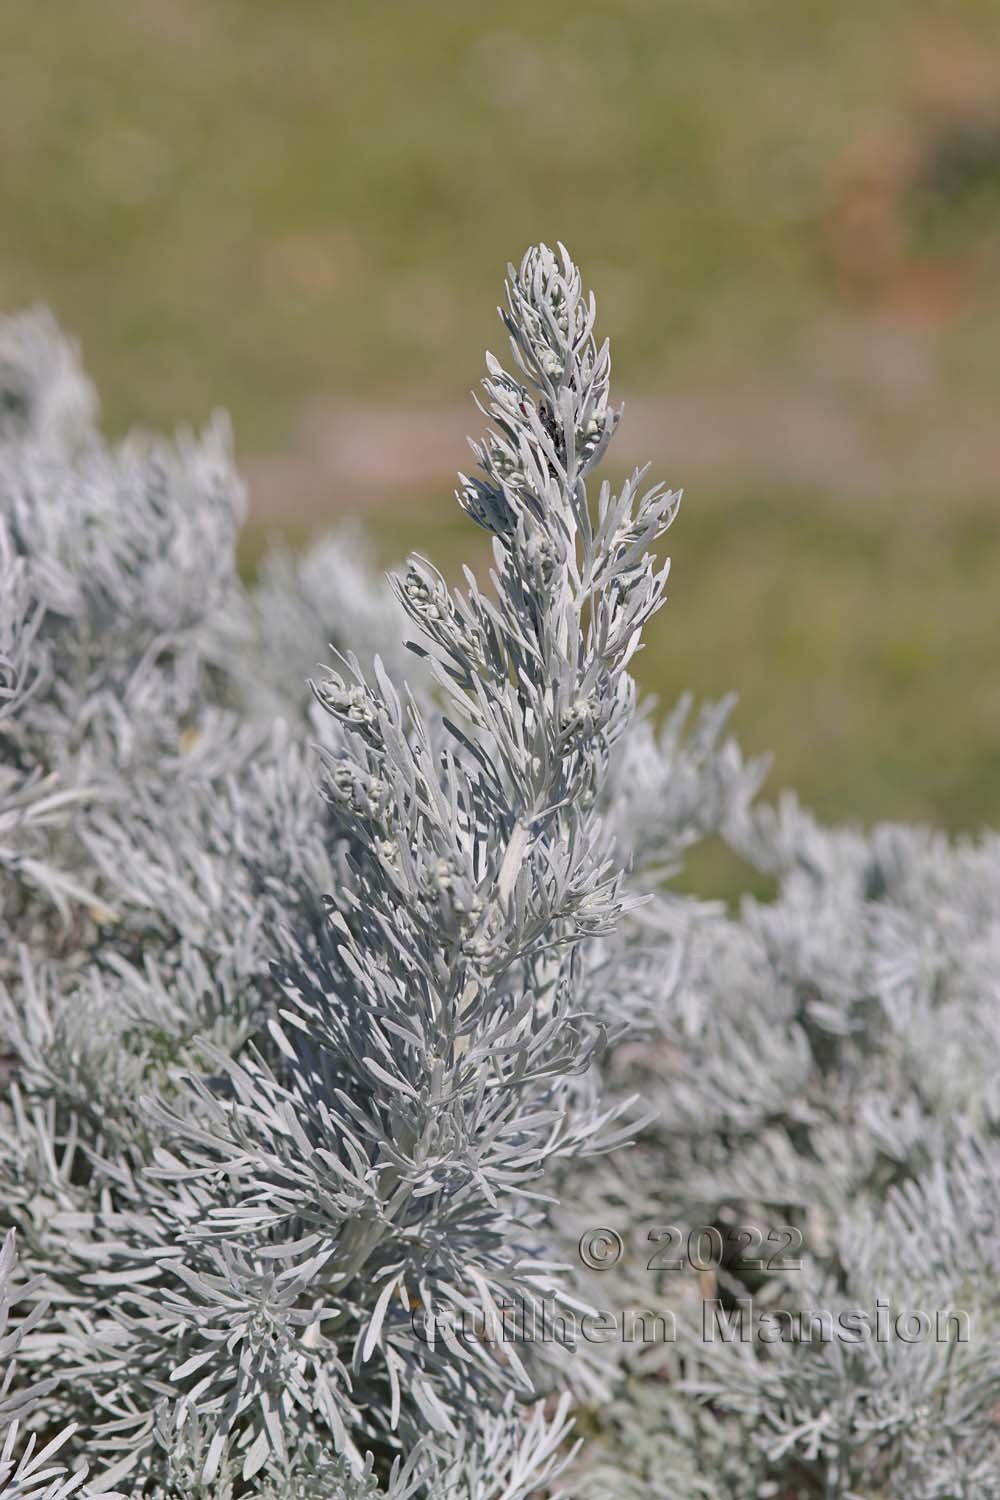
top-left (1, 248), bottom-right (998, 1498)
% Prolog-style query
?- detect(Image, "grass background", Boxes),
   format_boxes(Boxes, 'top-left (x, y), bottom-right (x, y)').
top-left (2, 0), bottom-right (999, 839)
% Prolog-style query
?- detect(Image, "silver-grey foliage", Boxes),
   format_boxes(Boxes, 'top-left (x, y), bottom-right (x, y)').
top-left (2, 250), bottom-right (998, 1499)
top-left (566, 806), bottom-right (1000, 1497)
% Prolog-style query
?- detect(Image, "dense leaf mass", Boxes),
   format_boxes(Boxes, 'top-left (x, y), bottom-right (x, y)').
top-left (1, 253), bottom-right (997, 1498)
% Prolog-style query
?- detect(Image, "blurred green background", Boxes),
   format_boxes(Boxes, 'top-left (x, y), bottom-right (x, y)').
top-left (3, 0), bottom-right (999, 836)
